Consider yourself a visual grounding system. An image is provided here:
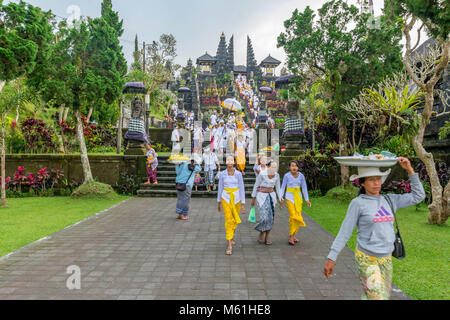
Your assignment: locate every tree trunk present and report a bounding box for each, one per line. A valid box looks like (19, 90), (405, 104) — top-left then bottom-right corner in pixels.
(75, 109), (94, 184)
(338, 119), (349, 188)
(64, 107), (69, 121)
(443, 181), (450, 224)
(0, 80), (6, 207)
(15, 99), (20, 123)
(412, 91), (448, 224)
(86, 107), (93, 124)
(1, 112), (6, 207)
(117, 99), (123, 154)
(57, 105), (67, 153)
(195, 74), (201, 120)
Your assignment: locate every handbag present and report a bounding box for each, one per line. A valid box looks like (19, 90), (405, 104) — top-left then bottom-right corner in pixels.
(384, 195), (405, 260)
(175, 162), (195, 192)
(248, 207), (256, 223)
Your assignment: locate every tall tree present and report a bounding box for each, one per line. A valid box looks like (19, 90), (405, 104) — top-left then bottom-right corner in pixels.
(386, 0), (449, 224)
(127, 33), (180, 112)
(0, 0), (53, 206)
(278, 0), (404, 186)
(41, 3), (126, 185)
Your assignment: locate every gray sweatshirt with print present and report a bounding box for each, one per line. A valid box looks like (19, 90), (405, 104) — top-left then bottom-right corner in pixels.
(327, 173), (425, 262)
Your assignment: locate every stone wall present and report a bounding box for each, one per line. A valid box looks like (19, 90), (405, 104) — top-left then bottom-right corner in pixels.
(6, 155), (146, 186)
(6, 153), (448, 193)
(123, 128), (173, 147)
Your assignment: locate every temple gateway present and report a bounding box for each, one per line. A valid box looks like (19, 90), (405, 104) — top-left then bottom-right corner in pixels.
(177, 33), (282, 119)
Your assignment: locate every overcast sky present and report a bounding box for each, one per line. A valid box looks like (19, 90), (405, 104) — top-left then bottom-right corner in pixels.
(6, 0), (427, 72)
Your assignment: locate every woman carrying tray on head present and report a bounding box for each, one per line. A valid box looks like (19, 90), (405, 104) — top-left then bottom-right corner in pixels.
(174, 155), (202, 221)
(323, 157), (425, 300)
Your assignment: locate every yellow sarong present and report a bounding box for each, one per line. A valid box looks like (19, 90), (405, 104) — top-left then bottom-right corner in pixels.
(222, 187), (242, 240)
(236, 148), (246, 172)
(286, 187), (306, 236)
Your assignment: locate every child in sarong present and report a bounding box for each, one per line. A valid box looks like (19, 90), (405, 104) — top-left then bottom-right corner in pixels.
(145, 144), (158, 185)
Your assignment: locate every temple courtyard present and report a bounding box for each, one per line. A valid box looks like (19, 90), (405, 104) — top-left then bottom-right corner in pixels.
(0, 198), (409, 300)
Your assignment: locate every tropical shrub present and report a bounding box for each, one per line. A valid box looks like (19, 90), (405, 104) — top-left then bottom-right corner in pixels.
(416, 161), (449, 204)
(20, 118), (56, 153)
(4, 166), (65, 195)
(116, 172), (140, 195)
(384, 180), (412, 194)
(6, 121), (26, 153)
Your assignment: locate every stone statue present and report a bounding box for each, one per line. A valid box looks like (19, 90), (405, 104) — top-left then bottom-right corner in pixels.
(282, 101), (308, 154)
(124, 97), (149, 155)
(131, 97), (145, 119)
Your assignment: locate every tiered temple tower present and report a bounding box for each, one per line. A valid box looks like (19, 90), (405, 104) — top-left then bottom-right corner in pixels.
(213, 32), (228, 78)
(246, 36), (262, 80)
(226, 35), (235, 76)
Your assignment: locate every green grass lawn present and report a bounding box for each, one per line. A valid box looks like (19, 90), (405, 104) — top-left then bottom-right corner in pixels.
(306, 196), (449, 300)
(0, 195), (129, 258)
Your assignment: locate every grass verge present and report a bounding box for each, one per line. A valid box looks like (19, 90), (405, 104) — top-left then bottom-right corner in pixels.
(306, 196), (449, 300)
(0, 195), (129, 258)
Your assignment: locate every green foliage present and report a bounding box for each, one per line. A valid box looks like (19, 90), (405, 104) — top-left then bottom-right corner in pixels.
(116, 172), (140, 195)
(382, 135), (416, 157)
(71, 181), (116, 199)
(325, 185), (359, 202)
(0, 1), (39, 82)
(41, 3), (126, 112)
(278, 0), (404, 109)
(385, 0), (449, 40)
(342, 72), (424, 142)
(439, 121), (450, 140)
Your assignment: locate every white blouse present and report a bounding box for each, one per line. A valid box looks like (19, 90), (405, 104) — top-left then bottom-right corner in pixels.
(217, 170), (246, 204)
(251, 173), (281, 208)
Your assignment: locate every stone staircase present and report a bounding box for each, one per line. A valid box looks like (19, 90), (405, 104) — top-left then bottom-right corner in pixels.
(137, 155), (257, 198)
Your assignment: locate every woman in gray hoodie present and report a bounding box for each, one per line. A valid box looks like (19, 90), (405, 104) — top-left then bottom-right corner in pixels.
(323, 157), (425, 300)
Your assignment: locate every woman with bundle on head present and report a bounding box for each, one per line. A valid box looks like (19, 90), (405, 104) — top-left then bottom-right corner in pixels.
(323, 157), (425, 300)
(175, 155), (201, 221)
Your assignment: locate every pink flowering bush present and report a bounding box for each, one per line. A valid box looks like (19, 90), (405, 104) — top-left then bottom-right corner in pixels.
(3, 166), (65, 194)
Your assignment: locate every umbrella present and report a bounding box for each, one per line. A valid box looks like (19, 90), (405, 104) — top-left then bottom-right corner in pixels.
(123, 82), (147, 94)
(178, 87), (191, 93)
(275, 75), (296, 88)
(259, 86), (273, 94)
(222, 98), (243, 112)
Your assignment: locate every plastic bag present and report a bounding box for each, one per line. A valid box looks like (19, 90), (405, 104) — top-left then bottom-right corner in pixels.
(248, 207), (256, 223)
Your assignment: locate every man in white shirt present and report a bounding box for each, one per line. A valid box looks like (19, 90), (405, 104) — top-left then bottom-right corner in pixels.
(210, 111), (217, 127)
(229, 112), (235, 124)
(171, 127), (181, 154)
(193, 123), (203, 153)
(171, 103), (178, 117)
(202, 146), (221, 192)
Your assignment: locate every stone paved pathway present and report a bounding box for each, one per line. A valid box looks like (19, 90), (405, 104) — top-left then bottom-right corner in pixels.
(0, 198), (409, 300)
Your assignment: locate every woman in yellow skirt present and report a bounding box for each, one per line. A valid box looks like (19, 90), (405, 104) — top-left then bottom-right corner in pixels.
(217, 155), (246, 255)
(235, 131), (247, 175)
(279, 160), (312, 245)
